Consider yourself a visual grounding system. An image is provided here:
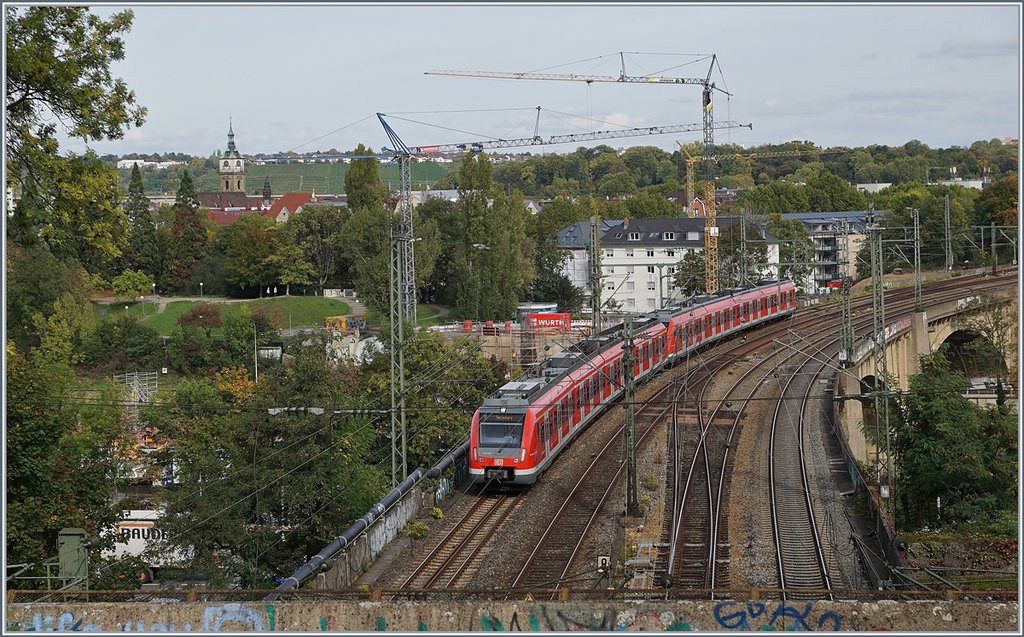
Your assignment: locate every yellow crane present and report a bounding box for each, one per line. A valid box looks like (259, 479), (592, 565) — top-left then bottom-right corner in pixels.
(676, 144), (845, 294)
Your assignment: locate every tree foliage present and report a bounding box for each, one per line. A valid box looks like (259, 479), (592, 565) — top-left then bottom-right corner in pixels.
(5, 7), (146, 260)
(893, 352), (1017, 529)
(111, 269), (155, 300)
(6, 343), (132, 571)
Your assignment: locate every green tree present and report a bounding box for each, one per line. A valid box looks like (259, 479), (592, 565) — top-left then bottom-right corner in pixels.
(974, 174), (1018, 227)
(125, 163), (160, 275)
(111, 269), (155, 300)
(265, 243), (315, 296)
(6, 343), (131, 573)
(222, 215), (278, 294)
(893, 352), (1017, 529)
(673, 250), (706, 296)
(287, 204), (347, 292)
(162, 170), (208, 292)
(344, 144), (387, 210)
(765, 212), (815, 290)
(158, 347), (387, 587)
(5, 7), (146, 257)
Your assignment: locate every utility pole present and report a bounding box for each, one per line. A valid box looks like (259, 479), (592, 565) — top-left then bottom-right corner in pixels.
(622, 316), (639, 517)
(389, 227), (408, 487)
(912, 208), (922, 311)
(991, 222), (997, 276)
(868, 211), (894, 519)
(839, 220), (854, 367)
(944, 194), (953, 272)
(739, 211), (748, 287)
(590, 215), (602, 336)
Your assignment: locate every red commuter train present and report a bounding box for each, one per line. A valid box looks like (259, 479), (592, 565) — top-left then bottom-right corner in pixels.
(468, 280), (798, 487)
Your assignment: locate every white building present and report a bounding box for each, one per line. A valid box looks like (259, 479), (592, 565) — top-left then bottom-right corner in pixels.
(559, 217), (781, 313)
(116, 159), (184, 170)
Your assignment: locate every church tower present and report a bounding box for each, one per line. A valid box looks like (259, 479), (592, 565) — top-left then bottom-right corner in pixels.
(220, 120), (245, 193)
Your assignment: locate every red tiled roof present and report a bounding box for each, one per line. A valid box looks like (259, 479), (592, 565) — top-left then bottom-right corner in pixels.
(207, 210), (258, 226)
(198, 191), (260, 211)
(265, 192), (314, 218)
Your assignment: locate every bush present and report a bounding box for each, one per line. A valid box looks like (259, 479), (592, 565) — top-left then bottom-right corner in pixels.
(404, 522), (430, 540)
(81, 316), (163, 371)
(178, 304), (222, 331)
(430, 507), (444, 520)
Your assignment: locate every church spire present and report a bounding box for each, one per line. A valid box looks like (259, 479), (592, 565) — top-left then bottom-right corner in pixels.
(226, 119), (239, 157)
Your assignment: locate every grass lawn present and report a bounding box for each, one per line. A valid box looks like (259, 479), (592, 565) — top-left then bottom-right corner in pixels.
(363, 304), (453, 328)
(94, 296), (352, 337)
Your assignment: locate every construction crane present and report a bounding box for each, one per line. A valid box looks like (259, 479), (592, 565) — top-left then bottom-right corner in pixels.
(676, 144), (845, 294)
(411, 118), (751, 155)
(426, 52), (733, 178)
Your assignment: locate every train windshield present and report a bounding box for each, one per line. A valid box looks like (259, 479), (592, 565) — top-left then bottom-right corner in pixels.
(478, 412), (524, 448)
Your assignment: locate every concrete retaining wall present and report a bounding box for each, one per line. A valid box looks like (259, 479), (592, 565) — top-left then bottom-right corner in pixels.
(316, 488), (423, 589)
(6, 599), (1017, 632)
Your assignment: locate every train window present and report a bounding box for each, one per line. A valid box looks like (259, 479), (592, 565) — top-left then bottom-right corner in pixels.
(478, 412), (524, 447)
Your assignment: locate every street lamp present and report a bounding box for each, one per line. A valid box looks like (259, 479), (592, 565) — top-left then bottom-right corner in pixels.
(471, 243), (490, 320)
(253, 321), (259, 383)
(200, 281), (203, 300)
(140, 295), (145, 318)
(124, 305), (129, 317)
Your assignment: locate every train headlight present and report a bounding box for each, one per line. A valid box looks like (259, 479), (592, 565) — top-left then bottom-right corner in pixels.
(518, 449), (526, 463)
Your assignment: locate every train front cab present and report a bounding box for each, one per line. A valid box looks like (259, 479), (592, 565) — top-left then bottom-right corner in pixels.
(470, 408), (532, 485)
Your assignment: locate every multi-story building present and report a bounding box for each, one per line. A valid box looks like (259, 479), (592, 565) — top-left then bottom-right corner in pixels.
(559, 217), (780, 313)
(780, 210), (874, 293)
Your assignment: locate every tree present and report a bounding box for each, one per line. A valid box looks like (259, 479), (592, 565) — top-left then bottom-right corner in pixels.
(157, 347), (387, 587)
(344, 144), (387, 210)
(766, 212), (815, 290)
(162, 170), (208, 292)
(222, 215), (278, 294)
(673, 250), (706, 296)
(287, 204), (347, 292)
(6, 343), (131, 573)
(125, 163), (160, 275)
(974, 174), (1018, 227)
(177, 304), (222, 336)
(265, 243), (315, 296)
(5, 7), (146, 257)
(893, 352), (1017, 529)
(111, 269), (155, 300)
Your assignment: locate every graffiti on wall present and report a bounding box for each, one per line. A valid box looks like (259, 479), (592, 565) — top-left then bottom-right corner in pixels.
(9, 601), (844, 632)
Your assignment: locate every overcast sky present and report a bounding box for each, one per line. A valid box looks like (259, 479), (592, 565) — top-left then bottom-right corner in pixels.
(57, 3), (1021, 157)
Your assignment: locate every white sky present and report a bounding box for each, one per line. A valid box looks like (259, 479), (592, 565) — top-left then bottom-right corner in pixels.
(54, 2), (1022, 157)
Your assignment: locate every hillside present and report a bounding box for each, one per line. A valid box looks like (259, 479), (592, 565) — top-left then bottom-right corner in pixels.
(119, 160), (456, 196)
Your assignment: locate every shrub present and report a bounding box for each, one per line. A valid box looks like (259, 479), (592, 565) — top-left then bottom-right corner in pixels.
(404, 522), (430, 540)
(430, 507), (444, 520)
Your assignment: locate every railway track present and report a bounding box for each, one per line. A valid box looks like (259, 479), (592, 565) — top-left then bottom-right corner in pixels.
(397, 493), (522, 590)
(382, 271), (1016, 595)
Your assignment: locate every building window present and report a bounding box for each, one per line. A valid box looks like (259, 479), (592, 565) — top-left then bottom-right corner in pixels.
(626, 249), (634, 257)
(629, 232), (641, 241)
(647, 250), (655, 257)
(647, 266), (655, 274)
(666, 250), (675, 257)
(647, 282), (656, 290)
(605, 249), (614, 258)
(606, 282), (615, 290)
(627, 298), (635, 307)
(647, 298), (656, 308)
(604, 266), (615, 274)
(626, 281), (635, 291)
(626, 265), (634, 274)
(668, 266), (676, 274)
(687, 231), (699, 241)
(664, 232), (675, 240)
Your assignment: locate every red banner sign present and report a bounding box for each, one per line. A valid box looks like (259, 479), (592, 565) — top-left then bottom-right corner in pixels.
(527, 313), (572, 331)
(826, 280), (844, 289)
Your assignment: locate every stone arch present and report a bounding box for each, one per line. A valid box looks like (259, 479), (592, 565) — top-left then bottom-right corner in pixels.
(938, 328), (1010, 382)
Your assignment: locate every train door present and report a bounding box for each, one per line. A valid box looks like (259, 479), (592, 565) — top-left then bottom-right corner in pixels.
(536, 415), (548, 460)
(561, 399), (570, 437)
(548, 410), (558, 449)
(761, 297), (767, 319)
(603, 366), (611, 399)
(572, 388), (581, 426)
(705, 315), (712, 338)
(715, 312), (722, 335)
